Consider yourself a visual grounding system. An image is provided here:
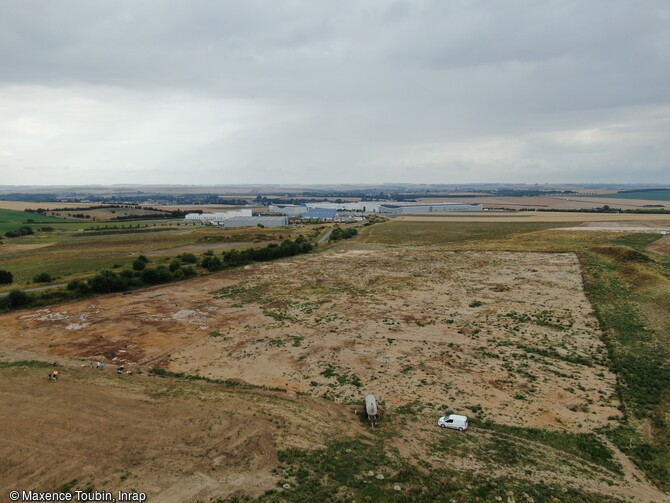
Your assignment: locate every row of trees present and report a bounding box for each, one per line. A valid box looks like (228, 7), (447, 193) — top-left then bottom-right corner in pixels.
(0, 235), (316, 312)
(5, 226), (34, 238)
(218, 236), (313, 269)
(1, 270), (56, 285)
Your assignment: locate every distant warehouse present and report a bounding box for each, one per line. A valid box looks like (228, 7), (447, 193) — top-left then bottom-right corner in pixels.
(268, 204), (307, 216)
(379, 203), (483, 215)
(185, 209), (252, 222)
(301, 208), (337, 220)
(222, 216), (288, 228)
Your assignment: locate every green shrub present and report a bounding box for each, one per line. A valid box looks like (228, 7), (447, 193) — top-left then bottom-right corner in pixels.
(7, 289), (33, 308)
(4, 226), (33, 238)
(89, 270), (128, 293)
(201, 255), (224, 271)
(33, 272), (53, 283)
(141, 266), (173, 285)
(330, 226), (358, 241)
(178, 253), (198, 264)
(0, 270), (13, 285)
(67, 279), (89, 294)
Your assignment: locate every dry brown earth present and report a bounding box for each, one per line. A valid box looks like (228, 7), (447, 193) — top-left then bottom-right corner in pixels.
(0, 247), (621, 433)
(0, 364), (363, 501)
(398, 212), (670, 224)
(2, 244), (669, 501)
(415, 196), (670, 210)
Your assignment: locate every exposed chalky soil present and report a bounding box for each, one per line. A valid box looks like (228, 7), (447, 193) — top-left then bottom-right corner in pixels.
(179, 247), (620, 432)
(0, 246), (620, 432)
(1, 244), (667, 501)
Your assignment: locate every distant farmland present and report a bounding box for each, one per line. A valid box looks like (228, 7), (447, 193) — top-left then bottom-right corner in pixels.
(593, 189), (670, 201)
(0, 208), (69, 234)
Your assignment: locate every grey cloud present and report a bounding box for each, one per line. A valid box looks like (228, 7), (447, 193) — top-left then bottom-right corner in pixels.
(0, 0), (668, 184)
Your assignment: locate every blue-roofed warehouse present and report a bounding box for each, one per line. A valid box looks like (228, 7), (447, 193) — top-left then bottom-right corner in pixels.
(301, 208), (337, 220)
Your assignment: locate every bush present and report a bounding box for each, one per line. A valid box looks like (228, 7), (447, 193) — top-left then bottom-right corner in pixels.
(119, 269), (136, 278)
(7, 290), (33, 308)
(0, 270), (13, 285)
(4, 226), (34, 239)
(182, 266), (197, 278)
(222, 237), (314, 267)
(178, 253), (198, 264)
(168, 259), (182, 272)
(132, 259), (147, 271)
(141, 266), (173, 285)
(67, 279), (89, 294)
(33, 272), (53, 283)
(330, 226), (358, 241)
(89, 270), (128, 293)
(201, 255), (224, 271)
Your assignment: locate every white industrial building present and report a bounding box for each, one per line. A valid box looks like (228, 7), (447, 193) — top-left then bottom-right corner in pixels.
(269, 201), (381, 215)
(379, 203), (483, 214)
(222, 216), (288, 228)
(268, 204), (307, 216)
(184, 209), (253, 223)
(306, 201), (381, 212)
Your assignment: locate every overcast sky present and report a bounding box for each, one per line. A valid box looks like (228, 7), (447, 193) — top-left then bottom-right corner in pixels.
(0, 0), (669, 185)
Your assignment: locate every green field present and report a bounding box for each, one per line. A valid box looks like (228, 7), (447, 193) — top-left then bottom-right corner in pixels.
(0, 208), (70, 234)
(357, 219), (580, 245)
(0, 220), (323, 288)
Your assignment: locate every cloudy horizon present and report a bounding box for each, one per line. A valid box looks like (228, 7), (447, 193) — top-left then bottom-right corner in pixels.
(1, 1), (669, 185)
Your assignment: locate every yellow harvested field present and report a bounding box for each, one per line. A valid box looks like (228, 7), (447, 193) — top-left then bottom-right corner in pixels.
(415, 196), (670, 209)
(0, 201), (100, 211)
(398, 211), (670, 225)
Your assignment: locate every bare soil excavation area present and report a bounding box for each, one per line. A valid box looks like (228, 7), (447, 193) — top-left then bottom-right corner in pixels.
(0, 247), (621, 433)
(3, 244), (669, 501)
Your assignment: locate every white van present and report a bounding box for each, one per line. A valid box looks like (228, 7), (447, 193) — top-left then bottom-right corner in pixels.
(438, 414), (468, 431)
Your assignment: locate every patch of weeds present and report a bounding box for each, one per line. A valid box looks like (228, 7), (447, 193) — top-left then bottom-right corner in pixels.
(320, 365), (363, 388)
(0, 360), (53, 369)
(262, 309), (294, 322)
(396, 401), (424, 415)
(502, 310), (574, 331)
(289, 335), (304, 347)
(477, 420), (621, 474)
(266, 437), (615, 503)
(149, 367), (287, 393)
